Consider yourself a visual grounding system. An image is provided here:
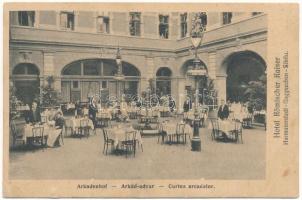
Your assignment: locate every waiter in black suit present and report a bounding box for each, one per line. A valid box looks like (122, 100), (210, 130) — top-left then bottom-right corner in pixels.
(88, 97), (97, 127)
(29, 101), (41, 123)
(218, 99), (230, 120)
(183, 97), (192, 112)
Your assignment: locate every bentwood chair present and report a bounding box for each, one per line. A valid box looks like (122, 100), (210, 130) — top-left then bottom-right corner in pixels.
(102, 129), (114, 155)
(234, 120), (243, 144)
(122, 131), (137, 158)
(10, 120), (25, 148)
(157, 122), (166, 144)
(64, 119), (73, 137)
(80, 119), (90, 138)
(210, 119), (220, 141)
(41, 116), (48, 124)
(176, 123), (187, 144)
(31, 126), (46, 148)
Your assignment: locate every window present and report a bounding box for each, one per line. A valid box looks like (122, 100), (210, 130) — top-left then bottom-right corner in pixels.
(72, 81), (79, 89)
(97, 16), (110, 33)
(222, 12), (232, 25)
(83, 60), (101, 75)
(180, 13), (187, 38)
(159, 15), (169, 39)
(252, 12), (262, 16)
(156, 67), (172, 77)
(13, 63), (39, 75)
(62, 62), (81, 75)
(129, 12), (141, 36)
(18, 11), (35, 27)
(199, 12), (207, 31)
(60, 12), (74, 30)
(101, 81), (107, 89)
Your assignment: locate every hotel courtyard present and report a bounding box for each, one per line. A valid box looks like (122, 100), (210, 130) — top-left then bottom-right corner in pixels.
(9, 11), (267, 180)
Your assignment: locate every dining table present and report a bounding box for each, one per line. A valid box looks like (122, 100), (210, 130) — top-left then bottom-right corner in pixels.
(22, 123), (62, 147)
(96, 110), (112, 120)
(106, 126), (143, 149)
(162, 122), (193, 137)
(217, 119), (242, 138)
(139, 109), (160, 118)
(65, 117), (94, 136)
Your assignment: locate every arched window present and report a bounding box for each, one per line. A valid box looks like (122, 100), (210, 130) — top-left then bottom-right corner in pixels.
(62, 59), (140, 77)
(61, 59), (140, 103)
(156, 67), (172, 77)
(13, 63), (39, 76)
(11, 63), (40, 105)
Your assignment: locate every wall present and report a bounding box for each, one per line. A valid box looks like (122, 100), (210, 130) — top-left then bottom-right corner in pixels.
(9, 12), (267, 110)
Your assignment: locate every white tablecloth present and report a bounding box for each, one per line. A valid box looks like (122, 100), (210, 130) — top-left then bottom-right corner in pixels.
(22, 124), (62, 147)
(184, 111), (207, 121)
(127, 107), (139, 113)
(66, 103), (75, 110)
(140, 109), (160, 117)
(106, 126), (142, 148)
(218, 119), (242, 137)
(96, 111), (112, 119)
(67, 118), (94, 130)
(157, 106), (170, 112)
(162, 122), (193, 137)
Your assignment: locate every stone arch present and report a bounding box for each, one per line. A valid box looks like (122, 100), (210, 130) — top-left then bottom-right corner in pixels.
(180, 58), (208, 76)
(220, 50), (267, 103)
(11, 63), (41, 105)
(220, 50), (266, 76)
(12, 62), (40, 76)
(61, 58), (140, 76)
(60, 58), (141, 103)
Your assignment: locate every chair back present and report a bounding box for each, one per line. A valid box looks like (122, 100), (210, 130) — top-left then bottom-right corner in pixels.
(157, 122), (163, 132)
(235, 120), (242, 132)
(10, 121), (18, 137)
(125, 131), (136, 142)
(32, 126), (44, 137)
(177, 123), (185, 134)
(210, 119), (219, 132)
(41, 115), (48, 123)
(102, 129), (108, 141)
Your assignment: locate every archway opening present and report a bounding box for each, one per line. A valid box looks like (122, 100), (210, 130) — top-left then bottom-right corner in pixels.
(156, 67), (172, 97)
(181, 59), (208, 104)
(12, 63), (40, 105)
(225, 51), (266, 107)
(61, 59), (140, 104)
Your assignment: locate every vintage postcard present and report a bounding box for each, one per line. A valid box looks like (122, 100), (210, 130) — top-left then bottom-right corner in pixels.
(3, 3), (299, 198)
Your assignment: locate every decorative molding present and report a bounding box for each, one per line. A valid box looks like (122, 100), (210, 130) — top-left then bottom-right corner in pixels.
(18, 51), (32, 63)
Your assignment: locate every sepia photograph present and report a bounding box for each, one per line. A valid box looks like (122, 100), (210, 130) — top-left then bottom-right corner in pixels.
(8, 10), (267, 180)
(3, 3), (299, 198)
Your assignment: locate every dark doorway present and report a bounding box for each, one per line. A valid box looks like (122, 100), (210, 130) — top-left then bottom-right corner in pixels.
(226, 51), (266, 103)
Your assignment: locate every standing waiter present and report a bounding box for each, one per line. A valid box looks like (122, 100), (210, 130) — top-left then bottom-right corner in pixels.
(88, 97), (97, 127)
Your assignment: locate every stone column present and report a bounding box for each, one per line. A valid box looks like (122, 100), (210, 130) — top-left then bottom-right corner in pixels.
(140, 56), (155, 93)
(177, 77), (187, 113)
(208, 52), (217, 80)
(170, 77), (178, 109)
(43, 51), (61, 92)
(215, 74), (227, 102)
